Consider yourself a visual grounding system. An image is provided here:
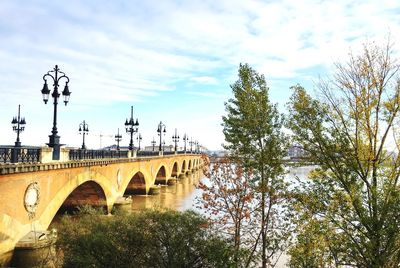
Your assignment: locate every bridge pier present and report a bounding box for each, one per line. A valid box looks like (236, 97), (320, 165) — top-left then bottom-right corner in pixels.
(167, 177), (177, 186)
(148, 185), (161, 195)
(11, 230), (55, 268)
(114, 196), (132, 205)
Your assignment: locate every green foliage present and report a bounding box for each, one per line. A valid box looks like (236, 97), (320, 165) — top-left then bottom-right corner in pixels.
(223, 63), (287, 173)
(56, 209), (238, 268)
(287, 41), (400, 267)
(221, 63), (290, 267)
(288, 219), (331, 268)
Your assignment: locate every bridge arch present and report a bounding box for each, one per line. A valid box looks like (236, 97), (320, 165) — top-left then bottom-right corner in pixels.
(181, 160), (186, 174)
(56, 181), (107, 214)
(39, 173), (113, 230)
(171, 162), (179, 178)
(155, 165), (167, 185)
(124, 171), (147, 195)
(188, 159), (192, 171)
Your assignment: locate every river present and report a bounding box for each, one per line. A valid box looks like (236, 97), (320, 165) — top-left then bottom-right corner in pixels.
(124, 165), (315, 212)
(123, 170), (204, 212)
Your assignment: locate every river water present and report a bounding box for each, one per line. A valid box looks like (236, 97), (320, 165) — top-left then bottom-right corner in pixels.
(126, 166), (315, 212)
(126, 170), (204, 212)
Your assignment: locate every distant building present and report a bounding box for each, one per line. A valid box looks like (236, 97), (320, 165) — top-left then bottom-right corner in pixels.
(287, 145), (307, 159)
(208, 150), (227, 157)
(102, 144), (133, 150)
(143, 144), (174, 152)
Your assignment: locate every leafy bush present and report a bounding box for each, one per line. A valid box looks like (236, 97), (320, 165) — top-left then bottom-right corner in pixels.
(57, 209), (238, 268)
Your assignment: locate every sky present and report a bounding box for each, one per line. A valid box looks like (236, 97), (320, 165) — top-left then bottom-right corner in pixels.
(0, 0), (399, 151)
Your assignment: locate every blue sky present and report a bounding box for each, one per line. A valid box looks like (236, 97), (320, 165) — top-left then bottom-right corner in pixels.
(0, 0), (399, 150)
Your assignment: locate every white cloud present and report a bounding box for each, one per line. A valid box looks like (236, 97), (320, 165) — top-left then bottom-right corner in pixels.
(0, 0), (399, 150)
(186, 91), (226, 99)
(190, 76), (218, 85)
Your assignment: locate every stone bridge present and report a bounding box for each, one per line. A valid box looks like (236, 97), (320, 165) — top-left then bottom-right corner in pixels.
(0, 152), (205, 265)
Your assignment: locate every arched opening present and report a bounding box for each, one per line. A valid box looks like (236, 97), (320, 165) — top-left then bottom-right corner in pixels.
(124, 172), (146, 195)
(171, 162), (178, 178)
(56, 181), (107, 215)
(188, 160), (192, 171)
(155, 166), (167, 185)
(181, 160), (186, 174)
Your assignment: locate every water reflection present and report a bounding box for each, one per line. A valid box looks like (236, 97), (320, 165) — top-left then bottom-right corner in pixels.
(125, 170), (204, 212)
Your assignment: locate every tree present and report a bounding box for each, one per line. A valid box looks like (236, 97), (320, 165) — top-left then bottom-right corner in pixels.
(198, 157), (255, 266)
(56, 209), (238, 268)
(287, 216), (337, 268)
(222, 63), (289, 267)
(287, 40), (400, 267)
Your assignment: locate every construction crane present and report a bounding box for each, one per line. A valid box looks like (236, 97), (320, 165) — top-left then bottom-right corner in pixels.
(92, 132), (114, 149)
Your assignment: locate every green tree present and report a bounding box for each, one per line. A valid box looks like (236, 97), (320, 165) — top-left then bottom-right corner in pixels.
(222, 63), (289, 267)
(287, 217), (337, 268)
(56, 209), (238, 268)
(287, 40), (400, 267)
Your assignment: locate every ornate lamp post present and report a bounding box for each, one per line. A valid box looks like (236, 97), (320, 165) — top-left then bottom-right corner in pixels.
(195, 141), (199, 153)
(151, 137), (156, 151)
(41, 65), (71, 160)
(115, 128), (122, 150)
(157, 121), (166, 152)
(124, 106), (139, 150)
(172, 128), (180, 152)
(78, 120), (89, 149)
(137, 133), (142, 150)
(183, 134), (189, 152)
(189, 137), (194, 153)
(11, 104), (26, 147)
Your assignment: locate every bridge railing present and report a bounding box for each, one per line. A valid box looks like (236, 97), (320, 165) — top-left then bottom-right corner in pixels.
(137, 151), (160, 157)
(69, 149), (130, 160)
(0, 146), (203, 164)
(0, 146), (41, 163)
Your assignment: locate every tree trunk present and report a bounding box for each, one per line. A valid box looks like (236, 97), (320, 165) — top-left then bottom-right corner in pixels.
(261, 166), (266, 268)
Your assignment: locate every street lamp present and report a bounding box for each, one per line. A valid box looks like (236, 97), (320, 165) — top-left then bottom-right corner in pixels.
(78, 120), (89, 149)
(11, 104), (26, 147)
(189, 137), (194, 153)
(137, 133), (142, 151)
(115, 128), (122, 150)
(124, 106), (139, 150)
(41, 65), (71, 160)
(172, 128), (180, 152)
(183, 134), (189, 152)
(151, 137), (156, 151)
(195, 140), (199, 153)
(157, 121), (166, 152)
